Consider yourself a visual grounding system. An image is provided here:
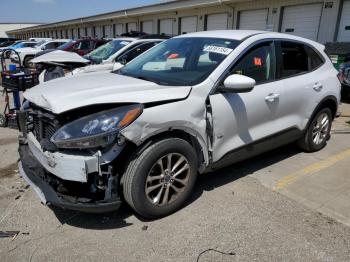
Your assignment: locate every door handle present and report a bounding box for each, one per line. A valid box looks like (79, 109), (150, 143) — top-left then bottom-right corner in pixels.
(313, 83), (323, 91)
(265, 93), (280, 102)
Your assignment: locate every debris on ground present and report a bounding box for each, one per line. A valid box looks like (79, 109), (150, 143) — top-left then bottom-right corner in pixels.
(0, 231), (20, 240)
(142, 225), (148, 231)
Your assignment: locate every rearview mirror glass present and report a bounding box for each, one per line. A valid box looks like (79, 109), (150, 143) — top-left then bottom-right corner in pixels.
(220, 74), (256, 93)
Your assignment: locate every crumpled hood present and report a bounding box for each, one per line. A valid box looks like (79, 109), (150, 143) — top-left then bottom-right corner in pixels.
(31, 50), (90, 65)
(24, 71), (191, 114)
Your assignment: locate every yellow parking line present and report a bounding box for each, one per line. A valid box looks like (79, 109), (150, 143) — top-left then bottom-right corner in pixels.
(273, 149), (350, 191)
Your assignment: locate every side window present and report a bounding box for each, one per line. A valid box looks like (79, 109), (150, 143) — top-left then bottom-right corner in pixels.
(304, 45), (324, 70)
(126, 42), (157, 62)
(280, 41), (308, 78)
(43, 42), (56, 50)
(231, 42), (275, 85)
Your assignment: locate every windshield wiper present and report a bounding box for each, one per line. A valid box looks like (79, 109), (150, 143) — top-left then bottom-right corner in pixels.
(134, 75), (169, 85)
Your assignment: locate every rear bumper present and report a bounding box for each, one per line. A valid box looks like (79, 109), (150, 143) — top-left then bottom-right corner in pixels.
(19, 143), (122, 213)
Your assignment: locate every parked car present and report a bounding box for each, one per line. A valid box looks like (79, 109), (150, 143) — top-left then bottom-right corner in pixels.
(28, 37), (52, 42)
(73, 38), (165, 74)
(0, 38), (19, 47)
(18, 30), (340, 218)
(11, 39), (70, 67)
(0, 41), (38, 58)
(35, 38), (110, 58)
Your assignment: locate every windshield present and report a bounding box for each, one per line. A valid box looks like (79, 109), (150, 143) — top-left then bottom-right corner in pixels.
(119, 37), (239, 86)
(11, 42), (24, 49)
(58, 40), (75, 50)
(34, 40), (47, 48)
(87, 40), (132, 62)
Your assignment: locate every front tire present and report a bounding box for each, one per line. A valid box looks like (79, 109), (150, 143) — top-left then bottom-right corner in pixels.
(123, 138), (198, 219)
(0, 114), (7, 127)
(298, 108), (332, 152)
(23, 56), (34, 67)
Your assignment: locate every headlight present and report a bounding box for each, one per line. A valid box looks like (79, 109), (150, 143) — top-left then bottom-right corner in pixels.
(51, 104), (143, 149)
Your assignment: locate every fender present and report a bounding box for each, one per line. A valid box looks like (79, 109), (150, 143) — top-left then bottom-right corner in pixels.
(304, 95), (338, 131)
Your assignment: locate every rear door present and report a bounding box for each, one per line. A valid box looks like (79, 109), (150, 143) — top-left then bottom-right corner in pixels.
(209, 41), (283, 162)
(275, 40), (325, 131)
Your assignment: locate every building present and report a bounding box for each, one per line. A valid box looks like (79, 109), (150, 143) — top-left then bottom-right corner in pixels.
(0, 23), (41, 38)
(5, 0), (350, 43)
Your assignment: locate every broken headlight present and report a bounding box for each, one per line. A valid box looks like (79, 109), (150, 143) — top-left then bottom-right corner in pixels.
(51, 104), (143, 149)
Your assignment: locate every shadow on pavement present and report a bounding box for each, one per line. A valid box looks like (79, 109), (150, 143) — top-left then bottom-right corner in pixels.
(51, 144), (302, 229)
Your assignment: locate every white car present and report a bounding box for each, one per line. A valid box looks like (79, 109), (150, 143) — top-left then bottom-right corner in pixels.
(0, 41), (37, 57)
(73, 38), (165, 74)
(18, 30), (340, 218)
(12, 39), (70, 67)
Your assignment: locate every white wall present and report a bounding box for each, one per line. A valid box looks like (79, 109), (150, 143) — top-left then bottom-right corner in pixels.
(0, 23), (40, 37)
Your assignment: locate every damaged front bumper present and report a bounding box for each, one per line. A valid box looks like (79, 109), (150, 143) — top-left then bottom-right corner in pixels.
(18, 141), (122, 213)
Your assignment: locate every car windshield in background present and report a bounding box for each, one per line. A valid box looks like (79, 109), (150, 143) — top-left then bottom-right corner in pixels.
(58, 40), (76, 50)
(34, 40), (46, 48)
(119, 37), (239, 86)
(87, 40), (132, 62)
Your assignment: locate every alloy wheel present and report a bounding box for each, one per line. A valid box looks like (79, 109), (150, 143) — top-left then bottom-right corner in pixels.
(312, 112), (330, 145)
(145, 153), (190, 206)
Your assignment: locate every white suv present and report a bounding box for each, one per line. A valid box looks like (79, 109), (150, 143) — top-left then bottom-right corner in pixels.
(12, 39), (70, 67)
(18, 30), (340, 218)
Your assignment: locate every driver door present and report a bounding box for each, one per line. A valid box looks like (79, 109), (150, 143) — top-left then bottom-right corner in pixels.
(209, 41), (283, 162)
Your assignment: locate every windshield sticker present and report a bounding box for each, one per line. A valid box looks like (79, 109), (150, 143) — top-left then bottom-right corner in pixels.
(203, 45), (233, 55)
(120, 41), (130, 45)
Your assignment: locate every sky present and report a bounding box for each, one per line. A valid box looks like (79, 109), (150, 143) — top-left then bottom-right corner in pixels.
(0, 0), (162, 23)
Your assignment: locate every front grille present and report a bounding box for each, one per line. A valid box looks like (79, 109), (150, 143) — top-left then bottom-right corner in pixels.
(30, 110), (60, 143)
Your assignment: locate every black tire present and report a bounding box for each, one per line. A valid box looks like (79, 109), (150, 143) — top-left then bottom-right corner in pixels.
(123, 138), (198, 219)
(23, 55), (34, 67)
(298, 108), (332, 152)
(0, 114), (7, 127)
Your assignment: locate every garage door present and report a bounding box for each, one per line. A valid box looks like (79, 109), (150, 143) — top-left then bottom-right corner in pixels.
(95, 26), (102, 38)
(127, 22), (137, 32)
(281, 3), (323, 41)
(142, 21), (153, 34)
(238, 9), (268, 30)
(115, 24), (123, 36)
(206, 13), (228, 31)
(104, 25), (112, 38)
(337, 1), (350, 42)
(180, 16), (197, 34)
(159, 19), (174, 35)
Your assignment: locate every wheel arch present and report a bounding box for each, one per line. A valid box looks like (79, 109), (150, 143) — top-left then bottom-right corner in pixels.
(305, 95), (338, 132)
(120, 128), (208, 174)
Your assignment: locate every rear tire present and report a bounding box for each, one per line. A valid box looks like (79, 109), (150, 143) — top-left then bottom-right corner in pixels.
(298, 108), (332, 152)
(123, 138), (198, 219)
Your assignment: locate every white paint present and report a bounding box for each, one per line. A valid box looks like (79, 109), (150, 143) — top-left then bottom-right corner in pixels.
(24, 70), (192, 114)
(238, 9), (268, 30)
(27, 133), (98, 182)
(206, 13), (228, 31)
(31, 50), (90, 64)
(281, 3), (323, 41)
(337, 0), (350, 42)
(180, 16), (197, 34)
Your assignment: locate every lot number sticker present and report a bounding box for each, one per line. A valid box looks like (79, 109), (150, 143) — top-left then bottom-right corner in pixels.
(204, 45), (233, 55)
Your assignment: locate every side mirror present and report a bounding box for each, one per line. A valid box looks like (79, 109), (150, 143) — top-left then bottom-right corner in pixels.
(219, 74), (256, 93)
(112, 62), (124, 71)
